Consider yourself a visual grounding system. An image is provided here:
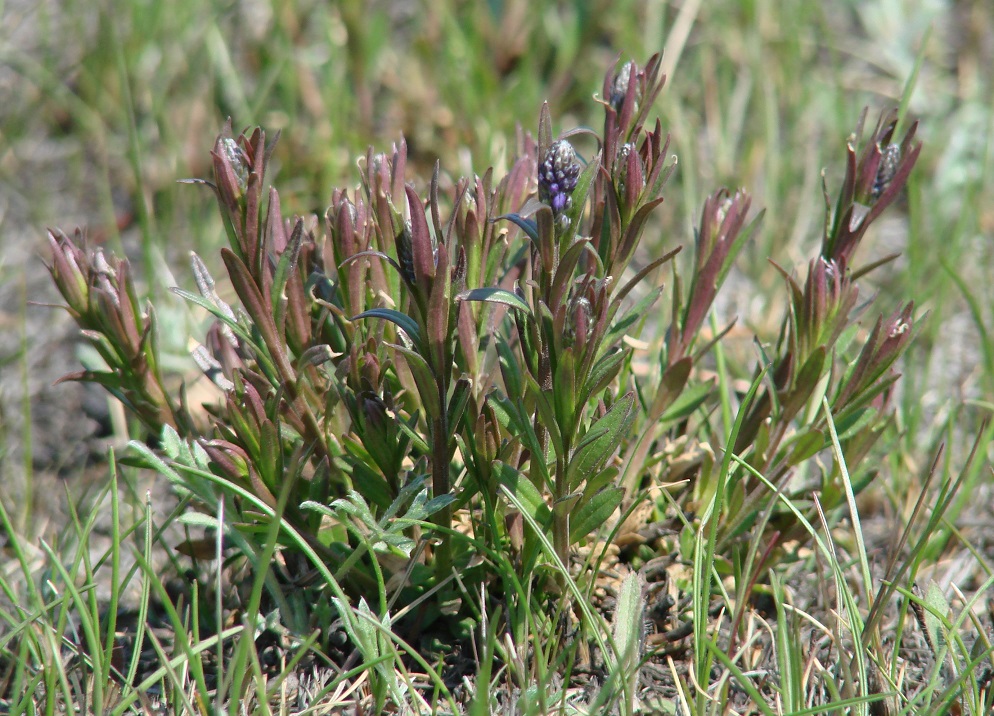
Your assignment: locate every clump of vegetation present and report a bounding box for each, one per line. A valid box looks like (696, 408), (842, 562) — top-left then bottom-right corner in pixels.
(19, 42), (990, 714)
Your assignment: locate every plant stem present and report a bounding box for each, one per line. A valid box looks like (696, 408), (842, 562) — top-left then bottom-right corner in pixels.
(431, 410), (453, 580)
(553, 456), (569, 572)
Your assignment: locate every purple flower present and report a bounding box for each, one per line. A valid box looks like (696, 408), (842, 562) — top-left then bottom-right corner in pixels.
(539, 140), (581, 217)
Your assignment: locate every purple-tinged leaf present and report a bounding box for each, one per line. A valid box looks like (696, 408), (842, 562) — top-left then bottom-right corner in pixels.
(650, 357), (691, 420)
(558, 152), (601, 249)
(550, 239), (592, 311)
(447, 377), (472, 438)
(426, 236), (451, 373)
(614, 246), (681, 305)
(779, 346), (827, 422)
(406, 185), (435, 297)
(221, 247), (293, 381)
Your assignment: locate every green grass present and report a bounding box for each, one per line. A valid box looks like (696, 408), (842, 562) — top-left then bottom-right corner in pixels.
(3, 0), (994, 713)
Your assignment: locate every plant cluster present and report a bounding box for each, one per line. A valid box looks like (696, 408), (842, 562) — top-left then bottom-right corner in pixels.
(44, 53), (925, 710)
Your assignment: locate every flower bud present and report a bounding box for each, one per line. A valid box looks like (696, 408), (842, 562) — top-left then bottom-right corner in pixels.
(359, 390), (388, 432)
(610, 61), (637, 114)
(871, 143), (901, 200)
(538, 140), (581, 218)
(220, 137), (248, 193)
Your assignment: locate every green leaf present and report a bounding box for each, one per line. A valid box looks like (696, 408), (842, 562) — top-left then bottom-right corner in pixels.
(568, 392), (635, 489)
(353, 308), (422, 346)
(650, 357), (693, 420)
(583, 465), (620, 497)
(177, 512), (221, 529)
(832, 406), (878, 442)
(527, 377), (564, 460)
(421, 493), (457, 519)
(580, 349), (626, 407)
(160, 424), (186, 461)
(553, 348), (578, 436)
(387, 342), (441, 419)
(447, 378), (472, 437)
(496, 334), (523, 402)
(172, 288), (261, 353)
(570, 486), (624, 543)
(395, 411), (430, 454)
(780, 346), (827, 421)
(550, 238), (592, 308)
(659, 379), (712, 424)
(258, 418), (282, 490)
(606, 286), (665, 347)
(341, 439), (395, 509)
(611, 570), (645, 683)
(271, 218), (303, 316)
(488, 392), (550, 487)
(923, 580), (948, 651)
(786, 428), (825, 466)
(494, 461), (551, 528)
(457, 287), (530, 314)
(495, 212), (539, 241)
(558, 152), (601, 248)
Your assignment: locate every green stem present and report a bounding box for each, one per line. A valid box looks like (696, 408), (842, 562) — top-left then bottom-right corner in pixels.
(431, 410), (453, 580)
(552, 455), (569, 572)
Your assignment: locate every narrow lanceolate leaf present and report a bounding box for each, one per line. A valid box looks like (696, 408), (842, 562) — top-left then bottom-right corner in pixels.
(579, 348), (626, 408)
(495, 211), (540, 242)
(426, 236), (451, 373)
(221, 247), (293, 379)
(780, 346), (827, 422)
(527, 375), (565, 460)
(496, 334), (524, 402)
(786, 428), (824, 466)
(352, 308), (422, 347)
(611, 570), (646, 680)
(613, 246), (681, 305)
(568, 392), (636, 488)
(387, 342), (441, 419)
(650, 358), (691, 421)
(570, 486), (624, 542)
(550, 238), (592, 310)
(558, 152), (601, 248)
(494, 461), (551, 528)
(271, 218), (304, 316)
(406, 185), (436, 297)
(457, 287), (531, 314)
(538, 102), (553, 166)
(447, 377), (472, 438)
(923, 580), (949, 652)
